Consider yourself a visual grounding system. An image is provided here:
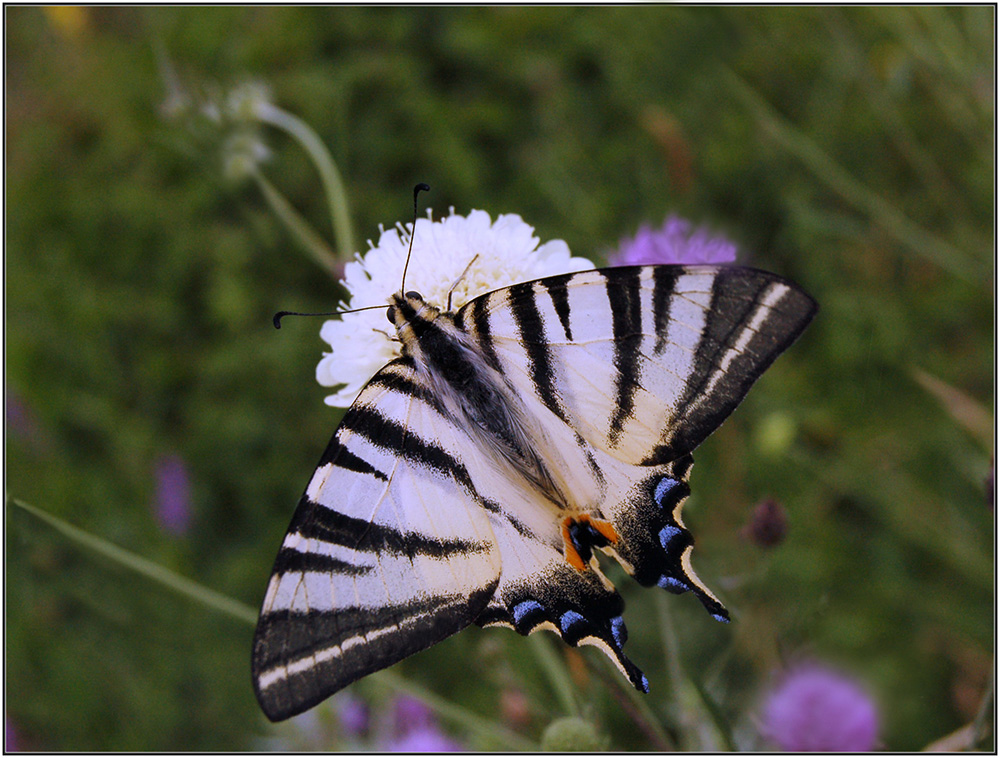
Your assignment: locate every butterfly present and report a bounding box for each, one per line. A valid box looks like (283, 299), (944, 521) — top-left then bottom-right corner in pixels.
(251, 262), (816, 721)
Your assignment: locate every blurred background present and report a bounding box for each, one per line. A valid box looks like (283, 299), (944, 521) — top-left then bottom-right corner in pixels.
(6, 6), (994, 751)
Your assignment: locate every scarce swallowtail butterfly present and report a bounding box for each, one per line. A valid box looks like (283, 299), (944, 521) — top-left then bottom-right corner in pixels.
(251, 207), (817, 722)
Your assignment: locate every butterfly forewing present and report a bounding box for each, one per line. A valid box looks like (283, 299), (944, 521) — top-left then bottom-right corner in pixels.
(252, 358), (501, 722)
(459, 265), (817, 465)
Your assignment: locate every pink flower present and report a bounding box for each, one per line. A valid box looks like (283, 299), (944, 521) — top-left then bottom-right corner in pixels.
(761, 663), (879, 751)
(610, 215), (738, 267)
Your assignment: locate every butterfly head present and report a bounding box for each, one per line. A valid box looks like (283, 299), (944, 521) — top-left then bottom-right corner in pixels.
(386, 289), (443, 333)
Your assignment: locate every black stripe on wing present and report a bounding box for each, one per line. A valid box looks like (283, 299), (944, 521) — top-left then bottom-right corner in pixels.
(254, 584), (496, 721)
(256, 591), (479, 673)
(271, 550), (373, 577)
(607, 267), (643, 447)
(286, 496), (488, 559)
(364, 357), (448, 418)
(508, 281), (569, 423)
(540, 273), (575, 341)
(349, 404), (537, 534)
(340, 405), (454, 473)
(458, 296), (502, 372)
(646, 267), (817, 464)
(652, 266), (682, 356)
(317, 433), (390, 481)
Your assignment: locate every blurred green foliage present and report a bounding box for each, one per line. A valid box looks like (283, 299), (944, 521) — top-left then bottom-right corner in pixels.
(6, 5), (993, 751)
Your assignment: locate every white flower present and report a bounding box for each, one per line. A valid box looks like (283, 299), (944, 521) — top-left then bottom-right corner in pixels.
(317, 208), (595, 407)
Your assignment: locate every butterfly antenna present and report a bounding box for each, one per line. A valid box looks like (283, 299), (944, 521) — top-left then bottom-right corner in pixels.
(400, 183), (430, 293)
(273, 304), (384, 329)
(446, 253), (480, 311)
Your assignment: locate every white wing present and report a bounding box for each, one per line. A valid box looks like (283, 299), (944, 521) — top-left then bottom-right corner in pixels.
(457, 265), (817, 465)
(251, 357), (501, 722)
(455, 264), (815, 629)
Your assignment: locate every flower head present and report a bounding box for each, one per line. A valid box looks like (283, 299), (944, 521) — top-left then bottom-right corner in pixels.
(6, 715), (19, 752)
(336, 692), (370, 737)
(226, 80), (274, 123)
(610, 215), (737, 267)
(317, 209), (594, 406)
(7, 391), (40, 444)
(380, 695), (462, 752)
(742, 498), (788, 548)
(222, 131), (270, 182)
(760, 662), (879, 751)
(383, 727), (463, 752)
(154, 454), (192, 536)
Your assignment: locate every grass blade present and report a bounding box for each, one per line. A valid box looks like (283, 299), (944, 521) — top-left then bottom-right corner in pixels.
(722, 67), (986, 285)
(8, 495), (257, 625)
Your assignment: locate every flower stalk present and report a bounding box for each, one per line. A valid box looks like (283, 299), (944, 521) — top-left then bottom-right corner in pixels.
(251, 167), (340, 275)
(254, 101), (356, 260)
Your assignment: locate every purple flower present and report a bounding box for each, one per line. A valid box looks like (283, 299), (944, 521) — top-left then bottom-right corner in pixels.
(336, 693), (370, 737)
(6, 715), (19, 752)
(383, 727), (463, 752)
(392, 695), (435, 736)
(761, 663), (879, 751)
(381, 695), (462, 752)
(610, 215), (738, 267)
(6, 391), (46, 450)
(154, 454), (192, 536)
(742, 498), (788, 548)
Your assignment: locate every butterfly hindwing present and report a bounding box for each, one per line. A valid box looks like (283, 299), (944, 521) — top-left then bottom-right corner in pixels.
(461, 444), (647, 691)
(252, 357), (502, 722)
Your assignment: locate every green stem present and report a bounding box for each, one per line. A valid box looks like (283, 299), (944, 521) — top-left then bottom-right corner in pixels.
(655, 592), (686, 705)
(591, 658), (674, 750)
(7, 495), (257, 625)
(251, 168), (339, 274)
(528, 632), (580, 717)
(654, 593), (734, 751)
(254, 101), (355, 260)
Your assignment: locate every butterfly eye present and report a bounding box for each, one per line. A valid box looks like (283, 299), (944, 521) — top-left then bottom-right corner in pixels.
(405, 290), (422, 300)
(385, 305), (396, 324)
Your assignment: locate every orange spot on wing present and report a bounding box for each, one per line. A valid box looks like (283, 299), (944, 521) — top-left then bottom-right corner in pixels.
(579, 513), (620, 544)
(561, 518), (587, 571)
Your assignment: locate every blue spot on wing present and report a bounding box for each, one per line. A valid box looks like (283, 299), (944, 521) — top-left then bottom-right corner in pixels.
(712, 613), (730, 624)
(654, 477), (678, 505)
(559, 610), (587, 635)
(610, 616), (627, 649)
(658, 575), (690, 593)
(512, 600), (544, 625)
(658, 524), (681, 549)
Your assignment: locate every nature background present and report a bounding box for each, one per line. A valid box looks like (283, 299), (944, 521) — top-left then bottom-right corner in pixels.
(6, 5), (994, 752)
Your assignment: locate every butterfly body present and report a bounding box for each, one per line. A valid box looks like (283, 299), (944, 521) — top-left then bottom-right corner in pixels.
(253, 264), (816, 721)
(390, 291), (574, 506)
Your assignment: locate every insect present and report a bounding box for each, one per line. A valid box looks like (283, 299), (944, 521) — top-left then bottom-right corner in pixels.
(251, 205), (817, 722)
